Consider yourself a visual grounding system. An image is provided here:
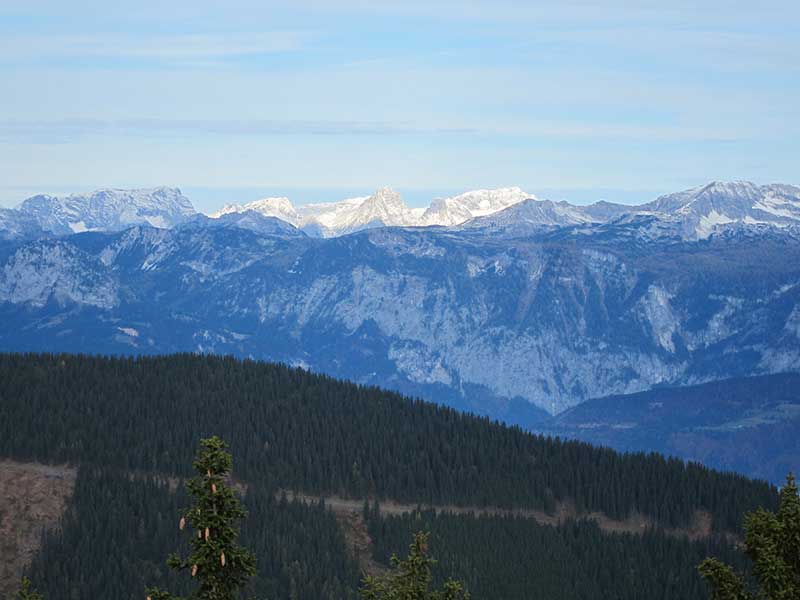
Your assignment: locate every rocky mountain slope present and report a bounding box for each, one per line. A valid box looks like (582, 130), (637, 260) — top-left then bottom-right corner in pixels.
(1, 184), (798, 418)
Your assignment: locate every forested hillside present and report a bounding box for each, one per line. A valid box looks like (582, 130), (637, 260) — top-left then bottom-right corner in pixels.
(25, 467), (359, 600)
(0, 353), (777, 531)
(0, 353), (782, 599)
(365, 507), (748, 600)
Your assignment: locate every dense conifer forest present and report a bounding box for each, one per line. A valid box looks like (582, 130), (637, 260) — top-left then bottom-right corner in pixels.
(0, 353), (782, 599)
(0, 353), (777, 531)
(365, 506), (749, 600)
(25, 467), (360, 600)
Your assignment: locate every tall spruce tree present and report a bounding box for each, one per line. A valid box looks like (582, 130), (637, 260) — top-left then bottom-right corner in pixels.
(147, 436), (256, 600)
(699, 473), (800, 600)
(360, 532), (469, 600)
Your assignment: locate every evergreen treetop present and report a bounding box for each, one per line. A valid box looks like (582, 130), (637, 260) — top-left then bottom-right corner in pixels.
(360, 532), (469, 600)
(147, 436), (256, 600)
(699, 473), (800, 600)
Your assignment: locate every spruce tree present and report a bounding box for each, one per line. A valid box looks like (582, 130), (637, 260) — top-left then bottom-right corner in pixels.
(360, 531), (469, 600)
(699, 473), (800, 600)
(147, 436), (256, 600)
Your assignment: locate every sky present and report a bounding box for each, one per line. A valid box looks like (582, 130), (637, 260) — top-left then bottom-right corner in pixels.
(0, 1), (798, 212)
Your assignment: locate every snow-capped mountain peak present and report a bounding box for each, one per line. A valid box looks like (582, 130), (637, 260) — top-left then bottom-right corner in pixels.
(12, 180), (796, 243)
(642, 181), (800, 239)
(341, 187), (415, 230)
(421, 187), (534, 226)
(210, 197), (299, 225)
(205, 186), (539, 236)
(365, 186), (405, 211)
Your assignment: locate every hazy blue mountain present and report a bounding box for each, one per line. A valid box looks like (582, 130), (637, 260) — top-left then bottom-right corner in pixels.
(547, 373), (800, 485)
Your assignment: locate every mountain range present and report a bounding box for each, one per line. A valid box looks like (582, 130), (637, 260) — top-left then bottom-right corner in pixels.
(3, 180), (800, 241)
(1, 179), (798, 422)
(210, 186), (537, 237)
(0, 187), (195, 240)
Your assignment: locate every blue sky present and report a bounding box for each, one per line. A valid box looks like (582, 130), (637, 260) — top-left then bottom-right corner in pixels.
(0, 1), (798, 212)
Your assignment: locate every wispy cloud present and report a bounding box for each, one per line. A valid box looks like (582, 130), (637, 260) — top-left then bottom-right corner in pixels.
(0, 31), (310, 66)
(0, 117), (749, 145)
(0, 118), (478, 143)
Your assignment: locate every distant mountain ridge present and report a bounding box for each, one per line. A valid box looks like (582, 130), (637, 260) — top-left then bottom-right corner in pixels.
(3, 181), (800, 242)
(546, 373), (800, 485)
(1, 207), (798, 417)
(638, 181), (800, 239)
(0, 187), (195, 240)
(211, 186), (538, 237)
(206, 180), (800, 240)
(461, 181), (800, 240)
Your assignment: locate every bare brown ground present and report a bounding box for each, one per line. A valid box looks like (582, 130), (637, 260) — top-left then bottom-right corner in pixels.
(0, 460), (76, 599)
(334, 509), (388, 578)
(286, 491), (710, 535)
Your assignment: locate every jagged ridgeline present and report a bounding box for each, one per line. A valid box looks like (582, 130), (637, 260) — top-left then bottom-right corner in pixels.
(0, 353), (777, 531)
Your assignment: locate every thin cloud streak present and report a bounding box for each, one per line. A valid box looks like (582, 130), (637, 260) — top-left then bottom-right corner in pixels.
(0, 118), (747, 144)
(0, 31), (311, 64)
(0, 119), (478, 142)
